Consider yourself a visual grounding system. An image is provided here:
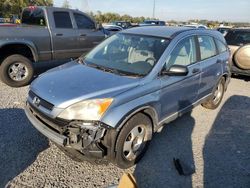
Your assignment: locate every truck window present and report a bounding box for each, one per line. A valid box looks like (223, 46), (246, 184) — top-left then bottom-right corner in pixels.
(73, 13), (95, 29)
(53, 12), (72, 29)
(22, 7), (46, 26)
(225, 31), (250, 45)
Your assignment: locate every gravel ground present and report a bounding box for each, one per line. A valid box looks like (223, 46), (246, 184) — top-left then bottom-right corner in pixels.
(0, 76), (249, 188)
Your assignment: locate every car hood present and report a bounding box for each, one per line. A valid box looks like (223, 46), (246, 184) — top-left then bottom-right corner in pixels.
(31, 61), (141, 108)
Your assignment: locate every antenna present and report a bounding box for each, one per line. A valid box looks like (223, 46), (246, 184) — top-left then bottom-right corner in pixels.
(153, 0), (156, 19)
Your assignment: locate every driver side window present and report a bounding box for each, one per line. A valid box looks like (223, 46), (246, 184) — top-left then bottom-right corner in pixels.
(166, 36), (197, 69)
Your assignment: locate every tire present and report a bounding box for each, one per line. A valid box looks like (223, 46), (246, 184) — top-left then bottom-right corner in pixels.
(0, 54), (34, 87)
(115, 113), (153, 169)
(202, 77), (225, 110)
(234, 45), (250, 70)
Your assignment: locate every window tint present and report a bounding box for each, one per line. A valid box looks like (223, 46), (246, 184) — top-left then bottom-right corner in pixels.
(74, 13), (95, 29)
(198, 36), (217, 60)
(215, 39), (227, 53)
(54, 12), (72, 28)
(225, 30), (250, 45)
(22, 7), (46, 26)
(166, 36), (197, 68)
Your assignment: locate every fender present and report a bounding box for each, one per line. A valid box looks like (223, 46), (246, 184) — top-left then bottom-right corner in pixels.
(101, 91), (161, 131)
(0, 40), (38, 62)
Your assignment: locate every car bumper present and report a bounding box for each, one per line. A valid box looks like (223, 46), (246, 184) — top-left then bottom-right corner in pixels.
(25, 103), (68, 146)
(25, 103), (109, 163)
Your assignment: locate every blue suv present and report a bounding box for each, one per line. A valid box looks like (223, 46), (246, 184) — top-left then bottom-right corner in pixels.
(25, 27), (231, 169)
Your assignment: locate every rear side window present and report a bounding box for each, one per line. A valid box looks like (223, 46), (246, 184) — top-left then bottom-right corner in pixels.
(225, 31), (250, 45)
(22, 7), (46, 26)
(198, 36), (217, 60)
(54, 12), (72, 28)
(166, 36), (197, 68)
(74, 13), (95, 29)
(215, 39), (227, 54)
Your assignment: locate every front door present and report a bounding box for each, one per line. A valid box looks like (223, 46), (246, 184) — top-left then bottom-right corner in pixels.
(51, 11), (79, 60)
(73, 13), (105, 56)
(159, 36), (201, 121)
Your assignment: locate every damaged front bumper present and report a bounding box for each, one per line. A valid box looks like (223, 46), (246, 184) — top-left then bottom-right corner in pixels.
(25, 103), (111, 163)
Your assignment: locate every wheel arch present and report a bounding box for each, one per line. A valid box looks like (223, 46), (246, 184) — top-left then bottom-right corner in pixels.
(221, 73), (230, 91)
(0, 41), (38, 64)
(109, 106), (157, 164)
(116, 105), (159, 132)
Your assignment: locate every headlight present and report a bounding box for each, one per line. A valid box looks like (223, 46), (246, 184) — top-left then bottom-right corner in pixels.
(58, 98), (113, 121)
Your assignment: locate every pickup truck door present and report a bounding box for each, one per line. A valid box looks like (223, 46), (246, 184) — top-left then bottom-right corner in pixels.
(159, 36), (201, 121)
(73, 13), (105, 56)
(50, 11), (80, 60)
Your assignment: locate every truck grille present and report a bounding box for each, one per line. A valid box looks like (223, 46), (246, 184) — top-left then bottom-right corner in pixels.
(29, 90), (54, 111)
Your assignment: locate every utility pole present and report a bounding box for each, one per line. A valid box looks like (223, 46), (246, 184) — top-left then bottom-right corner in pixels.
(153, 0), (156, 19)
(83, 0), (90, 13)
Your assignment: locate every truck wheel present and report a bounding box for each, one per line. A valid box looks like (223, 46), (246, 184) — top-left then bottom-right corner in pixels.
(0, 54), (34, 87)
(115, 113), (153, 169)
(202, 77), (225, 110)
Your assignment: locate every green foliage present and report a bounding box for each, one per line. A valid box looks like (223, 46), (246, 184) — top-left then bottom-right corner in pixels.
(62, 0), (70, 8)
(0, 0), (53, 17)
(92, 11), (152, 24)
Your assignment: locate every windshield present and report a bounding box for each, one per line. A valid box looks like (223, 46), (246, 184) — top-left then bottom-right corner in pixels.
(83, 33), (169, 76)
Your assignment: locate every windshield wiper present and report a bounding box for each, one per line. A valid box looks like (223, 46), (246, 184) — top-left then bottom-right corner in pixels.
(113, 69), (144, 77)
(79, 61), (144, 77)
(92, 65), (143, 77)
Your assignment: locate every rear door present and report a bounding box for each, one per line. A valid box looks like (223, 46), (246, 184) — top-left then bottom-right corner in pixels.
(159, 36), (201, 120)
(73, 13), (105, 56)
(50, 11), (79, 60)
(197, 35), (223, 98)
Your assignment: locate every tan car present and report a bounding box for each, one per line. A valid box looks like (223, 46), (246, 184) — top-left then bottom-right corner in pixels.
(225, 29), (250, 76)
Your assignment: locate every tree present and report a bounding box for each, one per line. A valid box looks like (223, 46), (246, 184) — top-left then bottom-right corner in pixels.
(0, 0), (53, 18)
(62, 0), (70, 8)
(29, 0), (53, 6)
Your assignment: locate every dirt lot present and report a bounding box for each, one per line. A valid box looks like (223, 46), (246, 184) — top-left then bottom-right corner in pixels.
(0, 76), (249, 188)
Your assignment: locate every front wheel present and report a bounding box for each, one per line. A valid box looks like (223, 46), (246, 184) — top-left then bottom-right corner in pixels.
(115, 113), (153, 169)
(202, 77), (225, 110)
(0, 54), (34, 87)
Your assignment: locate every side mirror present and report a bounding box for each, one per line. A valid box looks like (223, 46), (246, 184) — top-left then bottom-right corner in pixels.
(161, 65), (189, 76)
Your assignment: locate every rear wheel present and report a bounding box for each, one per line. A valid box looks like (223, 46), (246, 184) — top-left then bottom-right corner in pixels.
(202, 77), (225, 109)
(115, 113), (153, 169)
(0, 54), (34, 87)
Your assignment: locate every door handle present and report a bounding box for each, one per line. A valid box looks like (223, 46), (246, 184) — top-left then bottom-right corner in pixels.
(80, 34), (87, 37)
(192, 68), (200, 74)
(55, 33), (63, 36)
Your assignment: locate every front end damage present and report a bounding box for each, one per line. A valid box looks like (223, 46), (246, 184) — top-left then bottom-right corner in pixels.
(25, 103), (115, 164)
(65, 121), (107, 159)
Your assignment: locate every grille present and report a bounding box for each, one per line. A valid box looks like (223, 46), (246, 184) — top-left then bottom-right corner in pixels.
(29, 90), (54, 111)
(28, 103), (70, 128)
